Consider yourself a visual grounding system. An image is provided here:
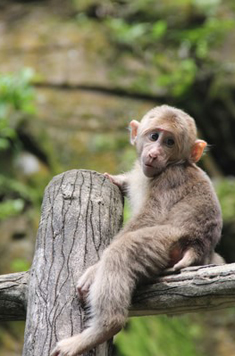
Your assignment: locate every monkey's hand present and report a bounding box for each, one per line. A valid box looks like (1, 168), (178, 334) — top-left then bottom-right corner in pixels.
(77, 264), (98, 301)
(104, 173), (128, 191)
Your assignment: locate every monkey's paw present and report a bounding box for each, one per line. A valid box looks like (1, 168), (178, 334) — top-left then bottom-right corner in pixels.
(104, 173), (124, 189)
(104, 173), (115, 184)
(50, 337), (80, 356)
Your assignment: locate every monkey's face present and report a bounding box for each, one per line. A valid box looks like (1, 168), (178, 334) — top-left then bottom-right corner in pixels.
(138, 128), (179, 177)
(129, 105), (207, 178)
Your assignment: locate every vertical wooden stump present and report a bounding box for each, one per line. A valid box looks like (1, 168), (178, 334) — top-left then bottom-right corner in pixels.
(22, 169), (123, 356)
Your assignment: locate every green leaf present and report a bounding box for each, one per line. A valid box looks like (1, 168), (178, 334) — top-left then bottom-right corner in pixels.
(0, 199), (24, 220)
(151, 20), (167, 40)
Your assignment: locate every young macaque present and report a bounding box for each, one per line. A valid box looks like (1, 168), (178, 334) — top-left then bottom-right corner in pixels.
(51, 105), (223, 356)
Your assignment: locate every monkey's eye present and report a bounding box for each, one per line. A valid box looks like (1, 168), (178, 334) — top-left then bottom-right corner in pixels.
(149, 132), (159, 141)
(165, 137), (175, 147)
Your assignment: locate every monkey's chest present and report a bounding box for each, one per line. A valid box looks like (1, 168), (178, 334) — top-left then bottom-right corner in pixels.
(128, 176), (149, 216)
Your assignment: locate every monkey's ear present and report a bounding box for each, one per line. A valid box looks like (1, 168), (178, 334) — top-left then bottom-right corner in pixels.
(191, 140), (207, 162)
(129, 120), (140, 145)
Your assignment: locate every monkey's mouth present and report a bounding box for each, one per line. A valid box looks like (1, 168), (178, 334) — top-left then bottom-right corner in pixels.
(144, 163), (152, 167)
(144, 162), (156, 169)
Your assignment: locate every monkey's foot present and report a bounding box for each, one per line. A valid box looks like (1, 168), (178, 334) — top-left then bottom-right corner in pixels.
(173, 249), (197, 271)
(51, 336), (81, 356)
(77, 264), (98, 301)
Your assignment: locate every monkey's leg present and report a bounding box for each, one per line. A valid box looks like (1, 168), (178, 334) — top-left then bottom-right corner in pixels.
(51, 243), (132, 356)
(173, 248), (225, 271)
(210, 252), (225, 265)
(51, 225), (177, 356)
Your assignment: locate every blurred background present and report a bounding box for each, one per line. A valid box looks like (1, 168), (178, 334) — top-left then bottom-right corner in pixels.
(0, 0), (235, 355)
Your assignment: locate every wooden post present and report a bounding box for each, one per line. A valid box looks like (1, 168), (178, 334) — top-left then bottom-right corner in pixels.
(22, 169), (124, 356)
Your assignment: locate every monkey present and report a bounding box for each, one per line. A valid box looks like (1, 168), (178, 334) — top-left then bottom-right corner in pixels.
(51, 105), (223, 356)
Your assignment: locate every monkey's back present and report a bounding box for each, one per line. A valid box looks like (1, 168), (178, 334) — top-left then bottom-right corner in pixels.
(157, 164), (222, 264)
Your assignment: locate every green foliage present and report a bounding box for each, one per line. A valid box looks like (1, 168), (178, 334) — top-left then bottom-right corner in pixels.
(0, 68), (35, 113)
(115, 316), (204, 356)
(0, 174), (32, 200)
(10, 258), (31, 272)
(173, 17), (235, 59)
(0, 68), (35, 153)
(215, 178), (235, 221)
(0, 69), (37, 220)
(0, 199), (24, 221)
(0, 174), (42, 220)
(157, 59), (197, 97)
(105, 1), (235, 97)
(106, 19), (167, 47)
(0, 118), (17, 151)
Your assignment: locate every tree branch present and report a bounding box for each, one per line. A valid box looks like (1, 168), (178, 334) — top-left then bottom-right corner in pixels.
(130, 263), (235, 316)
(0, 271), (28, 321)
(1, 263), (235, 322)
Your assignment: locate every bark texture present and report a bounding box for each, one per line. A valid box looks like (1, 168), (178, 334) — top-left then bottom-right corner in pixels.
(130, 263), (235, 316)
(22, 169), (124, 356)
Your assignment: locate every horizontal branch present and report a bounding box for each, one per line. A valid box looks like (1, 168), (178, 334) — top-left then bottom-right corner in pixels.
(1, 264), (235, 321)
(130, 263), (235, 316)
(35, 82), (166, 102)
(0, 271), (29, 321)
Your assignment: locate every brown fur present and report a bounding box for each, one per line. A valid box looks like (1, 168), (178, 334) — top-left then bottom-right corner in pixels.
(51, 105), (223, 356)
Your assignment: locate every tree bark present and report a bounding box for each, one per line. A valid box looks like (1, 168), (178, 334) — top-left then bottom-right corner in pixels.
(22, 169), (124, 356)
(130, 263), (235, 316)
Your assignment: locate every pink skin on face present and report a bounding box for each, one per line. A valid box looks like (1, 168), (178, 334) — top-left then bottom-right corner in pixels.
(140, 129), (171, 177)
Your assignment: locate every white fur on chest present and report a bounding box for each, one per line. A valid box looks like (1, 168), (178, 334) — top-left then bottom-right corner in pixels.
(127, 163), (149, 217)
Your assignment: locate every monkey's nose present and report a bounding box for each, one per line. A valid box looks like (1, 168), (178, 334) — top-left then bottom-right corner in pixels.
(149, 152), (158, 160)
